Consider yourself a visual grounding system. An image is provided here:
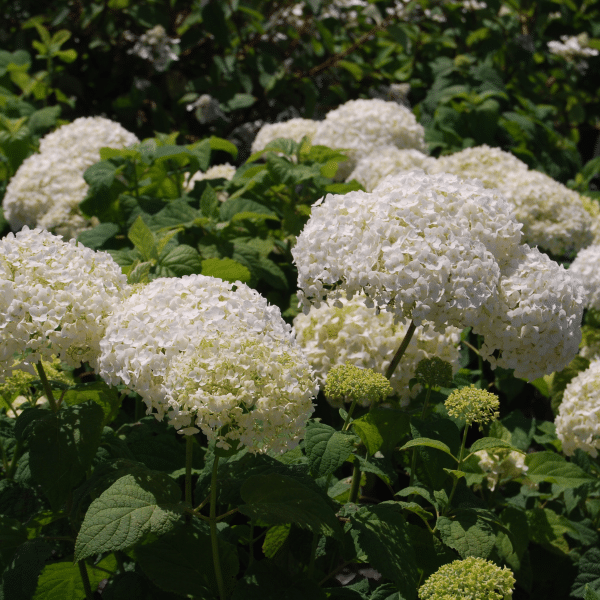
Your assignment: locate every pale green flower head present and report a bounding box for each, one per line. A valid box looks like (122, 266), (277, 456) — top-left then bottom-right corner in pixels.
(445, 385), (500, 427)
(418, 556), (515, 600)
(414, 357), (453, 389)
(324, 363), (392, 405)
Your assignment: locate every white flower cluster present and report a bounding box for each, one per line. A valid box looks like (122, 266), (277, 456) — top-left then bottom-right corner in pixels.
(97, 274), (316, 451)
(293, 294), (461, 407)
(251, 118), (319, 154)
(311, 98), (427, 179)
(294, 170), (584, 381)
(4, 117), (138, 238)
(347, 146), (436, 191)
(124, 25), (179, 72)
(569, 245), (600, 311)
(0, 227), (129, 379)
(430, 145), (595, 256)
(555, 358), (600, 457)
(474, 448), (528, 491)
(548, 33), (599, 61)
(184, 163), (236, 200)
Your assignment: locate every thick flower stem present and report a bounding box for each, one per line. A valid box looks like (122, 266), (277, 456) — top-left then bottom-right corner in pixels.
(342, 397), (359, 431)
(78, 560), (94, 600)
(210, 455), (226, 600)
(35, 361), (58, 413)
(444, 424), (470, 515)
(385, 320), (416, 380)
(185, 435), (194, 520)
(348, 459), (361, 504)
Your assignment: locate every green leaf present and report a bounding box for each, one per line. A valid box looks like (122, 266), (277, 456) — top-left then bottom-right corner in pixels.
(27, 105), (61, 134)
(349, 503), (419, 597)
(128, 215), (158, 262)
(62, 381), (122, 426)
(436, 510), (496, 559)
(0, 539), (52, 600)
(209, 136), (238, 159)
(262, 524), (291, 559)
(399, 437), (458, 462)
(525, 452), (594, 491)
(220, 197), (276, 221)
(526, 507), (571, 555)
(77, 222), (119, 249)
(28, 401), (104, 510)
(0, 516), (27, 572)
(201, 257), (251, 283)
(351, 408), (410, 456)
(155, 244), (203, 277)
(239, 473), (341, 538)
(200, 184), (220, 218)
(83, 160), (118, 192)
(337, 60), (363, 81)
(224, 93), (256, 111)
(467, 437), (523, 457)
(584, 586), (600, 600)
(74, 472), (184, 561)
(304, 421), (356, 477)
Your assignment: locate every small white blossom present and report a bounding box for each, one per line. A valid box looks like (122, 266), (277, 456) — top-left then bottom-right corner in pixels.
(125, 25), (179, 72)
(555, 358), (600, 457)
(251, 118), (320, 154)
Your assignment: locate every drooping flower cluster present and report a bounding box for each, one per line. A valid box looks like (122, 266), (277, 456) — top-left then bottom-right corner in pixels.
(569, 244), (600, 311)
(555, 358), (600, 457)
(124, 25), (179, 72)
(445, 385), (500, 427)
(474, 448), (528, 491)
(4, 117), (138, 238)
(97, 274), (317, 452)
(311, 99), (427, 179)
(347, 146), (436, 191)
(418, 557), (515, 600)
(0, 227), (129, 379)
(293, 293), (461, 406)
(429, 145), (594, 256)
(251, 118), (320, 153)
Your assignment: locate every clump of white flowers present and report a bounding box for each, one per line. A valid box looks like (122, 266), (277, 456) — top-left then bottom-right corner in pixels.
(418, 557), (515, 600)
(293, 293), (461, 406)
(311, 99), (427, 179)
(124, 25), (179, 72)
(346, 146), (436, 191)
(4, 117), (138, 238)
(0, 227), (129, 379)
(569, 244), (600, 311)
(97, 274), (317, 451)
(555, 358), (600, 457)
(474, 448), (528, 491)
(251, 118), (320, 154)
(548, 33), (598, 72)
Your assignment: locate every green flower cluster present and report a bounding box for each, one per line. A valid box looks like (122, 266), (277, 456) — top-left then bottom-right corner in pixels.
(445, 385), (500, 427)
(418, 556), (515, 600)
(324, 363), (392, 405)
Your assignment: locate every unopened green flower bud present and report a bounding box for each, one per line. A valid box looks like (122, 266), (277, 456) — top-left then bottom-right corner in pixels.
(414, 357), (453, 388)
(445, 384), (500, 427)
(418, 556), (515, 600)
(324, 363), (392, 405)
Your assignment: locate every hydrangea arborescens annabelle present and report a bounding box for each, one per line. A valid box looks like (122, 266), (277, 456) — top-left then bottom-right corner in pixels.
(251, 118), (319, 153)
(97, 274), (317, 451)
(555, 358), (600, 457)
(4, 117), (138, 237)
(418, 557), (515, 600)
(293, 293), (461, 407)
(323, 363), (392, 406)
(445, 385), (500, 427)
(569, 244), (600, 311)
(346, 146), (436, 192)
(311, 99), (427, 179)
(471, 244), (583, 381)
(474, 448), (528, 491)
(293, 170), (522, 329)
(0, 227), (129, 379)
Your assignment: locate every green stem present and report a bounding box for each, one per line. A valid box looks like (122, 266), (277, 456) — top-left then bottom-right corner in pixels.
(342, 397), (359, 431)
(348, 459), (361, 504)
(35, 362), (57, 412)
(445, 424), (470, 514)
(5, 439), (23, 480)
(409, 385), (433, 486)
(185, 435), (194, 520)
(210, 455), (226, 600)
(385, 320), (416, 380)
(77, 561), (94, 600)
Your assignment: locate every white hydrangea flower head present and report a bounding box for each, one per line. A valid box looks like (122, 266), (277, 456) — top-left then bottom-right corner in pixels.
(312, 99), (427, 179)
(293, 170), (522, 329)
(569, 244), (600, 311)
(0, 227), (129, 379)
(555, 358), (600, 457)
(39, 116), (139, 172)
(472, 244), (584, 381)
(346, 146), (436, 191)
(164, 327), (317, 453)
(293, 293), (461, 407)
(474, 448), (528, 491)
(251, 118), (320, 153)
(97, 274), (316, 432)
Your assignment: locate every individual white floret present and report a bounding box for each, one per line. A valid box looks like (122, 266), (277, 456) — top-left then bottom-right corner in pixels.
(555, 358), (600, 457)
(312, 98), (426, 179)
(251, 118), (320, 153)
(346, 146), (436, 191)
(569, 245), (600, 311)
(472, 244), (584, 381)
(293, 170), (522, 329)
(474, 448), (528, 491)
(0, 227), (129, 379)
(97, 274), (315, 433)
(293, 293), (461, 407)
